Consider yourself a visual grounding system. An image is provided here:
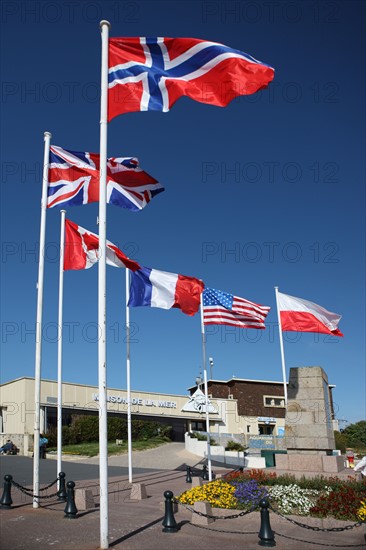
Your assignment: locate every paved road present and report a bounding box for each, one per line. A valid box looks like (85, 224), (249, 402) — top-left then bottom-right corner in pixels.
(78, 442), (205, 469)
(0, 443), (208, 486)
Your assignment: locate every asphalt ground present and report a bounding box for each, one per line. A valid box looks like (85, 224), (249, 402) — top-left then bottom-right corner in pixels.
(0, 442), (215, 485)
(1, 449), (365, 550)
(0, 454), (156, 486)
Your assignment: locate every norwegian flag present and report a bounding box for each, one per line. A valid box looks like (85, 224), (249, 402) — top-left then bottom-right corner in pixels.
(108, 37), (275, 119)
(64, 218), (141, 271)
(203, 287), (270, 329)
(47, 145), (164, 211)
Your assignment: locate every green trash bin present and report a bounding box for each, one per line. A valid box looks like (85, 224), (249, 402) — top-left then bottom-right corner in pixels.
(261, 450), (287, 467)
(261, 450), (275, 467)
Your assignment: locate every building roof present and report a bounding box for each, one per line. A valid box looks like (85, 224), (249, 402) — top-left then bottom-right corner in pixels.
(0, 377), (187, 399)
(187, 376), (285, 391)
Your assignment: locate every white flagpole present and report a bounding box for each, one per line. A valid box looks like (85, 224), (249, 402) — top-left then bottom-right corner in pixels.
(275, 286), (288, 405)
(33, 130), (51, 508)
(99, 19), (110, 550)
(57, 210), (66, 484)
(126, 269), (133, 483)
(199, 295), (212, 481)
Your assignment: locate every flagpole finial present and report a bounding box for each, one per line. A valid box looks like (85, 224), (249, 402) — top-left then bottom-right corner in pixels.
(44, 131), (52, 139)
(100, 20), (111, 30)
(60, 209), (66, 214)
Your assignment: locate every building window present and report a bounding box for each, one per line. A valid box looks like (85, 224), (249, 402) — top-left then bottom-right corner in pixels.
(191, 421), (205, 432)
(247, 426), (251, 433)
(259, 424), (274, 435)
(263, 396), (285, 408)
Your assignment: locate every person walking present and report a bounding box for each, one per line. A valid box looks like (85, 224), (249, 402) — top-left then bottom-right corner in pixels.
(39, 434), (48, 459)
(353, 455), (366, 479)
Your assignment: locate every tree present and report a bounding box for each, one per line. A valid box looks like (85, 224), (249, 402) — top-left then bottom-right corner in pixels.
(343, 420), (366, 447)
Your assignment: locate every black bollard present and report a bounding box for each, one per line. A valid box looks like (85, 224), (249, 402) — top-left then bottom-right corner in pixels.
(64, 481), (78, 519)
(0, 475), (13, 508)
(202, 464), (209, 480)
(185, 466), (192, 483)
(258, 498), (276, 547)
(57, 472), (67, 501)
(162, 490), (179, 533)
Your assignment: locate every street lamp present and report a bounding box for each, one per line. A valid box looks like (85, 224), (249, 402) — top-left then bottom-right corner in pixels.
(209, 357), (214, 380)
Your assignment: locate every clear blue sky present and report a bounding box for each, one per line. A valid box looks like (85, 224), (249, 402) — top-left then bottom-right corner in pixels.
(1, 1), (365, 425)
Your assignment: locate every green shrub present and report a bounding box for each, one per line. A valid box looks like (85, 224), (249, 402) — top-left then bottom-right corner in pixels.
(159, 425), (172, 439)
(72, 415), (99, 442)
(131, 419), (164, 440)
(334, 430), (347, 453)
(62, 425), (78, 445)
(45, 427), (57, 447)
(46, 415), (172, 445)
(107, 417), (127, 440)
(266, 473), (296, 486)
(225, 440), (245, 452)
(192, 432), (208, 441)
(187, 431), (216, 444)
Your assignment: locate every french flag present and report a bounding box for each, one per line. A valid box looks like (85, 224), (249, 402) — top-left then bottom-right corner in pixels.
(277, 291), (343, 337)
(128, 266), (204, 316)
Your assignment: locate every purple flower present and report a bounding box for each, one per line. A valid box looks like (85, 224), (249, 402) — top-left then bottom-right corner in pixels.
(233, 479), (268, 507)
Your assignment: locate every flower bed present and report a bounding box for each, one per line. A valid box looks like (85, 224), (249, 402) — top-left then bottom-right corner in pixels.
(178, 480), (237, 509)
(177, 469), (366, 521)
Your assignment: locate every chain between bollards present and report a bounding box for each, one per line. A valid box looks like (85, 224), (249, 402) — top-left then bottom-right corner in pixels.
(0, 474), (13, 508)
(162, 490), (179, 532)
(258, 498), (276, 547)
(0, 473), (75, 511)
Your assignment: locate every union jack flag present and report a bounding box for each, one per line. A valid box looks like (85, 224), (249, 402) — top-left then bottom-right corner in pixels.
(47, 145), (164, 211)
(108, 37), (275, 120)
(203, 287), (270, 329)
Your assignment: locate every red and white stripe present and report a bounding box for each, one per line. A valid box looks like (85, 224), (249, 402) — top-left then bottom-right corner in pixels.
(204, 296), (270, 329)
(277, 291), (343, 336)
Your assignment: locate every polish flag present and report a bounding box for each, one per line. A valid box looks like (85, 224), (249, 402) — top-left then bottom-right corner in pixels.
(64, 219), (140, 272)
(128, 265), (204, 316)
(277, 291), (343, 337)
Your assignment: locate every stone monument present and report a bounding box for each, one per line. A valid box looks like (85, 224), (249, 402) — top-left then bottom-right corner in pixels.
(275, 366), (345, 473)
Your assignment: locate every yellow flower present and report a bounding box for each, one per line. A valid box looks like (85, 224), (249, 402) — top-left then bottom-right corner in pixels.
(177, 480), (238, 509)
(357, 500), (366, 521)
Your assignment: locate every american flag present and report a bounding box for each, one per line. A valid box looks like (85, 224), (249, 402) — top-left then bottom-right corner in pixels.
(108, 37), (275, 119)
(47, 145), (164, 211)
(202, 287), (270, 329)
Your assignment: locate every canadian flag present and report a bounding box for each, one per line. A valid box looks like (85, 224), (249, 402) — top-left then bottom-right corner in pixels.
(64, 219), (140, 272)
(277, 291), (343, 337)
